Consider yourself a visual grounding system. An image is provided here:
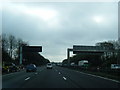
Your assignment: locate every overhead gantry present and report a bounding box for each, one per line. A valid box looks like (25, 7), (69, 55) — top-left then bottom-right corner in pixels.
(67, 45), (116, 66)
(20, 46), (42, 65)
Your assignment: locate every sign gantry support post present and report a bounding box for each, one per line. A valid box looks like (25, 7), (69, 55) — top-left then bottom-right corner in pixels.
(67, 48), (73, 66)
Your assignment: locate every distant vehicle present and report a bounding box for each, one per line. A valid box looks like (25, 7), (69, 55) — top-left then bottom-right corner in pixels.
(26, 64), (37, 72)
(78, 60), (89, 67)
(57, 63), (62, 66)
(46, 63), (52, 69)
(111, 64), (120, 69)
(70, 62), (75, 66)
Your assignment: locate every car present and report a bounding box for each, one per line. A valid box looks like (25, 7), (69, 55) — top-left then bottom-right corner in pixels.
(46, 63), (52, 69)
(26, 64), (37, 72)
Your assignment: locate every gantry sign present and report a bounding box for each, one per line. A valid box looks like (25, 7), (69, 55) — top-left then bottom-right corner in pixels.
(22, 46), (42, 52)
(73, 45), (107, 54)
(20, 46), (42, 64)
(67, 45), (107, 59)
(67, 45), (114, 65)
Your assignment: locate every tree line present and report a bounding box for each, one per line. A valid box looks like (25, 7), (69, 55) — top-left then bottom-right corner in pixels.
(0, 34), (50, 66)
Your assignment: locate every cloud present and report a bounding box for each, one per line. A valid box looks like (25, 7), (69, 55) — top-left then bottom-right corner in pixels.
(2, 2), (118, 62)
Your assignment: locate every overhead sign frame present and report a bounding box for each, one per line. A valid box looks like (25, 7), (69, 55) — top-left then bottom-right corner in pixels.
(22, 46), (42, 52)
(20, 46), (42, 64)
(73, 45), (107, 54)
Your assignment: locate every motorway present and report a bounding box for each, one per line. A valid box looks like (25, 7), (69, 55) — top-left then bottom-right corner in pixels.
(2, 65), (120, 88)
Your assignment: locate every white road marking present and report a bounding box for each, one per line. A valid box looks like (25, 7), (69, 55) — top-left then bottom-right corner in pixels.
(59, 72), (61, 74)
(63, 77), (67, 80)
(39, 68), (45, 72)
(35, 72), (38, 74)
(75, 71), (120, 83)
(54, 69), (58, 72)
(25, 77), (30, 81)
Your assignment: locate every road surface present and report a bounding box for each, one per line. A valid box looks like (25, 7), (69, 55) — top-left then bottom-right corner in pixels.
(2, 65), (120, 88)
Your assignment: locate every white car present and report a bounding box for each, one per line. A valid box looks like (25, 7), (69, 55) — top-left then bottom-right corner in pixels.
(47, 63), (52, 69)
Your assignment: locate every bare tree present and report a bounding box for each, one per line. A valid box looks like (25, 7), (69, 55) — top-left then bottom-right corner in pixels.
(110, 40), (120, 64)
(1, 33), (30, 66)
(8, 35), (16, 58)
(2, 34), (9, 52)
(15, 38), (28, 60)
(96, 40), (120, 65)
(0, 35), (2, 48)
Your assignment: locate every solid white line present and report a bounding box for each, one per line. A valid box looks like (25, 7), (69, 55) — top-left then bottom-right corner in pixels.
(63, 77), (67, 80)
(25, 77), (30, 81)
(75, 71), (120, 83)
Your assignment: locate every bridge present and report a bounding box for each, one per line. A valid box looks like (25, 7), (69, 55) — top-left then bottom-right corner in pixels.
(67, 45), (116, 65)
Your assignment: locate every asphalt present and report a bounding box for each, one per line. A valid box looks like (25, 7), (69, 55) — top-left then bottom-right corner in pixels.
(2, 65), (120, 88)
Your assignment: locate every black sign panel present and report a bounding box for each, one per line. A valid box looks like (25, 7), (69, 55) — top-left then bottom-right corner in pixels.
(73, 45), (105, 54)
(73, 50), (104, 54)
(73, 45), (105, 51)
(22, 46), (42, 52)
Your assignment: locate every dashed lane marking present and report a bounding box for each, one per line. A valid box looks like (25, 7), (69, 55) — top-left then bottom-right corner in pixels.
(75, 71), (120, 83)
(35, 72), (38, 74)
(58, 72), (61, 75)
(63, 77), (67, 80)
(54, 69), (58, 72)
(25, 77), (30, 81)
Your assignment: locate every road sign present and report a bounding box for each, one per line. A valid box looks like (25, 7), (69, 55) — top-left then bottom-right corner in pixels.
(73, 51), (104, 55)
(22, 46), (42, 52)
(73, 45), (105, 54)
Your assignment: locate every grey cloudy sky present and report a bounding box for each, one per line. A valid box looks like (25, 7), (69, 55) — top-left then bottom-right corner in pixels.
(1, 1), (118, 62)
